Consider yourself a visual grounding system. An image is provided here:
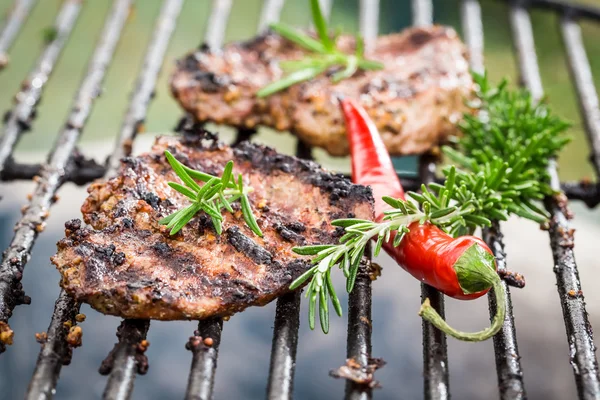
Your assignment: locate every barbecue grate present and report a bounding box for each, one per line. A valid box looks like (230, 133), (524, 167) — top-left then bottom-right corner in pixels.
(0, 0), (599, 399)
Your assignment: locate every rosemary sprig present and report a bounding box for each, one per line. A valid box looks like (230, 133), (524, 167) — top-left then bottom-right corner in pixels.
(159, 150), (263, 237)
(256, 0), (383, 98)
(450, 71), (571, 198)
(292, 71), (570, 333)
(290, 169), (475, 332)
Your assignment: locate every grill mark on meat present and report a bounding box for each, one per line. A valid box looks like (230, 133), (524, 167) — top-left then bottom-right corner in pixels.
(274, 222), (305, 244)
(152, 242), (171, 257)
(226, 226), (273, 265)
(232, 141), (372, 204)
(51, 135), (373, 320)
(140, 192), (160, 209)
(409, 29), (434, 46)
(286, 222), (306, 232)
(170, 26), (473, 156)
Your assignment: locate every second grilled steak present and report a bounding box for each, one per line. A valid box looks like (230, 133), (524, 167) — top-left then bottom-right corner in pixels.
(51, 133), (374, 320)
(171, 25), (473, 156)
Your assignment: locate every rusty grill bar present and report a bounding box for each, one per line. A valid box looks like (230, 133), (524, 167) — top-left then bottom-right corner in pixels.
(507, 2), (600, 399)
(462, 1), (527, 399)
(0, 0), (599, 399)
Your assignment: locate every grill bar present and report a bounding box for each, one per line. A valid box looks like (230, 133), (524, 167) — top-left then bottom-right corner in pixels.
(545, 162), (600, 399)
(508, 3), (543, 99)
(101, 320), (151, 400)
(25, 0), (136, 394)
(93, 1), (186, 398)
(411, 2), (451, 399)
(0, 0), (81, 179)
(258, 0), (285, 32)
(412, 0), (433, 27)
(204, 0), (232, 51)
(265, 134), (305, 400)
(261, 0), (367, 395)
(107, 0), (184, 175)
(460, 0), (484, 73)
(27, 0), (183, 389)
(180, 1), (238, 397)
(25, 290), (80, 399)
(267, 292), (301, 400)
(397, 174), (600, 208)
(185, 317), (223, 400)
(0, 0), (130, 356)
(0, 0), (37, 68)
(507, 2), (600, 398)
(342, 3), (381, 399)
(345, 253), (374, 400)
(561, 180), (600, 208)
(524, 0), (600, 22)
(560, 16), (600, 179)
(461, 1), (527, 398)
(2, 159), (596, 209)
(482, 224), (526, 399)
(418, 156), (450, 400)
(359, 0), (379, 50)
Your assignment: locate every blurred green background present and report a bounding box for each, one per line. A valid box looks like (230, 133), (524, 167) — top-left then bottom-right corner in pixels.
(2, 1), (600, 399)
(0, 0), (600, 180)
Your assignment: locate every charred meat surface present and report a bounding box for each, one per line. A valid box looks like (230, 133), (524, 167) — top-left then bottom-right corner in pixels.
(171, 25), (472, 156)
(51, 135), (373, 320)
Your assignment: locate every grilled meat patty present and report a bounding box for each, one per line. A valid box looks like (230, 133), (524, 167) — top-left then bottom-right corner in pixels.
(51, 133), (374, 320)
(171, 25), (473, 156)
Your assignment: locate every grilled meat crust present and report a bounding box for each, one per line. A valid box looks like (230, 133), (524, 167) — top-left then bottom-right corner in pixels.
(51, 134), (374, 320)
(171, 25), (473, 156)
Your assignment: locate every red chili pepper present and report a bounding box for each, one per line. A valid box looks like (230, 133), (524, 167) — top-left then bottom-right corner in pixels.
(339, 97), (505, 342)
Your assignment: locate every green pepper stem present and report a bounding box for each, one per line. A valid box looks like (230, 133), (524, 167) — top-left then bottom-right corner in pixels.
(418, 275), (506, 342)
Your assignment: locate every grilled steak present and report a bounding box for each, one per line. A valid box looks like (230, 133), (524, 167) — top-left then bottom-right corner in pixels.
(171, 25), (473, 156)
(51, 133), (373, 320)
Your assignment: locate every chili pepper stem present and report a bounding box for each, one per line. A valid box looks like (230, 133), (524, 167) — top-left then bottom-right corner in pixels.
(418, 244), (506, 342)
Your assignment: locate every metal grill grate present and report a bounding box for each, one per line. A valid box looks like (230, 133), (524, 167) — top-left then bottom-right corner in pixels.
(0, 0), (599, 399)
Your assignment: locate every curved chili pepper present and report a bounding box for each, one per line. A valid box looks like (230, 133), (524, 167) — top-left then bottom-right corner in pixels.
(340, 97), (505, 342)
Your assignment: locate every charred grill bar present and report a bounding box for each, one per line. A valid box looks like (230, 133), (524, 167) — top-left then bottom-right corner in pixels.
(462, 1), (527, 399)
(342, 1), (380, 399)
(26, 0), (183, 398)
(0, 0), (598, 399)
(99, 1), (184, 398)
(0, 0), (128, 360)
(505, 1), (600, 398)
(411, 1), (451, 399)
(0, 0), (37, 68)
(0, 0), (81, 181)
(22, 0), (134, 397)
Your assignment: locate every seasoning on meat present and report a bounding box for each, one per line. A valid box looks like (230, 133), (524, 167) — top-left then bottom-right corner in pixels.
(51, 133), (373, 320)
(170, 25), (473, 156)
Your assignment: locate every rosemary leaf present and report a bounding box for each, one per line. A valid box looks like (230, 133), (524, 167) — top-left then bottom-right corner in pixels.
(310, 0), (334, 51)
(241, 193), (264, 237)
(168, 182), (197, 200)
(293, 245), (335, 255)
(331, 55), (358, 83)
(319, 287), (329, 334)
(326, 269), (343, 317)
(290, 265), (319, 290)
(257, 66), (327, 98)
(164, 151), (201, 192)
(270, 22), (327, 54)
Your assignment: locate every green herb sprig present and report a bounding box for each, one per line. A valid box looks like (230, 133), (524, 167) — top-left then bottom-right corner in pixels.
(452, 72), (570, 197)
(292, 71), (570, 333)
(159, 150), (263, 237)
(256, 0), (383, 98)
